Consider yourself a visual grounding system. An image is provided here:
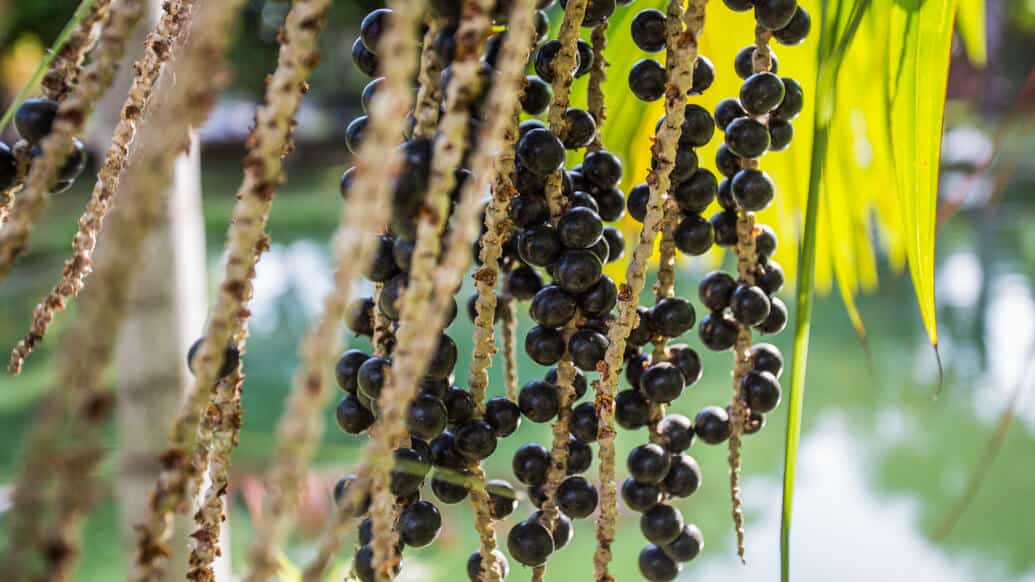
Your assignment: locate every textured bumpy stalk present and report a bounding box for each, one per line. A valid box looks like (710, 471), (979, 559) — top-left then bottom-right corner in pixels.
(726, 24), (771, 565)
(9, 0), (193, 376)
(368, 4), (492, 578)
(41, 0), (114, 102)
(10, 3), (238, 580)
(372, 283), (395, 356)
(240, 3), (425, 581)
(184, 3), (331, 580)
(593, 2), (704, 579)
(501, 296), (519, 401)
(413, 19), (445, 138)
(0, 0), (130, 286)
(587, 23), (608, 152)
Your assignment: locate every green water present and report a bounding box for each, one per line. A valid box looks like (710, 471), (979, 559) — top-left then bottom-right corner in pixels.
(1, 173), (1032, 581)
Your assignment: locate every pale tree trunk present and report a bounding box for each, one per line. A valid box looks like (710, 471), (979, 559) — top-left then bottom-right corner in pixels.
(88, 0), (230, 578)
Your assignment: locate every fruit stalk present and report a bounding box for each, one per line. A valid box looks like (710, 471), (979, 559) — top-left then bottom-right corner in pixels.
(238, 0), (426, 580)
(587, 22), (609, 152)
(373, 283), (395, 356)
(501, 296), (519, 401)
(184, 1), (332, 579)
(414, 19), (446, 138)
(8, 0), (193, 375)
(367, 3), (493, 578)
(592, 1), (704, 579)
(726, 23), (772, 565)
(41, 0), (115, 103)
(0, 0), (132, 286)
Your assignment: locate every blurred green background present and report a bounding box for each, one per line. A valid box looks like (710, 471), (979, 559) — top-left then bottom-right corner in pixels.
(0, 1), (1034, 581)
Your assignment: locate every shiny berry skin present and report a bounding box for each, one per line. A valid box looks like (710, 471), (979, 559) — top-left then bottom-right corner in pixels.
(0, 143), (17, 190)
(639, 544), (681, 581)
(714, 98), (747, 131)
(571, 0), (617, 27)
(336, 394), (375, 434)
(663, 454), (701, 498)
(681, 104), (716, 147)
(398, 500), (442, 547)
(744, 410), (767, 434)
(378, 274), (407, 320)
(732, 168), (775, 211)
(569, 328), (608, 371)
(522, 75), (552, 115)
(367, 234), (400, 282)
(507, 520), (554, 567)
(354, 544), (398, 582)
(509, 193), (550, 228)
(651, 297), (696, 338)
(715, 143), (742, 177)
(772, 77), (804, 121)
(336, 349), (370, 393)
(390, 447), (429, 496)
(625, 351), (648, 390)
(691, 55), (715, 94)
(711, 210), (739, 246)
(622, 477), (661, 512)
(602, 226), (625, 262)
(556, 475), (598, 518)
(615, 389), (650, 429)
(594, 186), (626, 221)
(519, 380), (560, 422)
(668, 344), (702, 385)
(742, 370), (782, 412)
(571, 190), (600, 214)
(351, 38), (379, 77)
(741, 72), (786, 116)
(628, 306), (655, 346)
(467, 549), (510, 581)
(628, 443), (671, 484)
(360, 77), (383, 113)
(735, 46), (779, 80)
(699, 313), (739, 351)
(431, 470), (470, 503)
(755, 224), (778, 259)
(570, 402), (599, 442)
(507, 265), (544, 300)
(756, 0), (798, 29)
(345, 297), (374, 336)
(533, 39), (575, 83)
(588, 234), (610, 265)
(406, 394), (448, 440)
(658, 414), (694, 453)
(530, 285), (577, 328)
(513, 442), (551, 486)
(731, 284), (772, 326)
(663, 524), (703, 562)
(582, 150), (623, 189)
(567, 436), (594, 474)
(641, 363), (685, 403)
(698, 271), (736, 311)
(631, 9), (667, 52)
(545, 367), (588, 400)
(553, 249), (603, 294)
(773, 7), (811, 45)
(673, 169), (717, 214)
(580, 275), (618, 318)
(723, 0), (754, 10)
(485, 397), (521, 437)
(430, 431), (466, 469)
(534, 10), (550, 42)
(529, 509), (573, 548)
(575, 40), (596, 78)
(563, 108), (597, 149)
(486, 479), (518, 519)
(629, 58), (666, 102)
(187, 338), (240, 379)
(750, 343), (784, 377)
(427, 334), (458, 380)
(674, 214), (714, 256)
(360, 8), (391, 52)
(757, 296), (788, 334)
(14, 98), (58, 143)
(627, 183), (649, 222)
(517, 128), (566, 176)
(717, 177), (736, 210)
(769, 119), (794, 150)
(694, 405), (731, 444)
(334, 475), (371, 513)
(558, 207), (604, 249)
(641, 503), (684, 544)
(524, 326), (566, 366)
(725, 117), (771, 158)
(517, 224), (562, 267)
(666, 147), (699, 185)
(454, 420), (497, 460)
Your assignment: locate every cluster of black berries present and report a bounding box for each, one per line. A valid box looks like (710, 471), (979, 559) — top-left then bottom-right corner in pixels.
(723, 0), (811, 46)
(628, 8), (715, 103)
(0, 97), (89, 194)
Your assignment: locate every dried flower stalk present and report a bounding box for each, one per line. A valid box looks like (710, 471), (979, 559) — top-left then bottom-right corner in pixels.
(41, 0), (115, 102)
(542, 0), (587, 217)
(587, 23), (608, 152)
(501, 296), (519, 401)
(413, 19), (445, 138)
(239, 1), (426, 580)
(12, 2), (238, 578)
(8, 0), (194, 376)
(0, 0), (133, 286)
(368, 4), (493, 577)
(726, 24), (772, 565)
(372, 283), (395, 356)
(592, 1), (704, 578)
